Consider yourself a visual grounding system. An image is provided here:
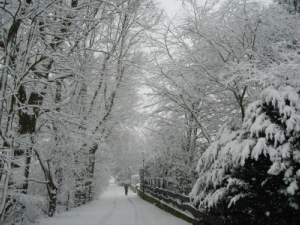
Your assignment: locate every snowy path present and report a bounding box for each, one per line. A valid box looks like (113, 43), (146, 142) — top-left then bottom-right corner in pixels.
(35, 183), (190, 225)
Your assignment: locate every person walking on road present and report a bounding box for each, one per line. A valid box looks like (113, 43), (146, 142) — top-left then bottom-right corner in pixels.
(124, 183), (129, 195)
(119, 167), (131, 196)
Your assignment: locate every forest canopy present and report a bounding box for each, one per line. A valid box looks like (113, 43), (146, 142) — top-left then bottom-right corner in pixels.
(1, 0), (300, 225)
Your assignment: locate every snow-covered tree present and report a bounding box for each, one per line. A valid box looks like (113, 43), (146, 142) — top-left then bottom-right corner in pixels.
(277, 0), (300, 12)
(0, 0), (160, 223)
(191, 86), (300, 225)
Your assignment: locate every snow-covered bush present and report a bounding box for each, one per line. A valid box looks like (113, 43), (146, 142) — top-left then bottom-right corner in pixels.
(191, 86), (300, 225)
(1, 194), (45, 225)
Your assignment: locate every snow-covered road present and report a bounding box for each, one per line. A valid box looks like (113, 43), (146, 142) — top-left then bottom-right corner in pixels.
(35, 183), (190, 225)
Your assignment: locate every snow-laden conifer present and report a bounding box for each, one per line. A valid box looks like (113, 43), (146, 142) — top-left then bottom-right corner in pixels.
(191, 86), (300, 225)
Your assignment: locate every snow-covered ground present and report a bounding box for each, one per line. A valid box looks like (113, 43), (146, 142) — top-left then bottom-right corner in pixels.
(34, 183), (190, 225)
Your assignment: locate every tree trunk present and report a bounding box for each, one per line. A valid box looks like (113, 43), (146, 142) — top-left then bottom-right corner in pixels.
(47, 181), (58, 217)
(0, 142), (12, 222)
(22, 148), (32, 194)
(34, 150), (58, 217)
(232, 86), (247, 122)
(87, 143), (98, 202)
(53, 80), (64, 195)
(18, 86), (43, 194)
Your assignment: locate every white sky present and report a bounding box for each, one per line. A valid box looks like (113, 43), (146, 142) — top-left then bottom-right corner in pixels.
(156, 0), (182, 17)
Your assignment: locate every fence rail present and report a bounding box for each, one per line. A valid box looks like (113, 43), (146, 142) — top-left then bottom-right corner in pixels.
(139, 176), (282, 225)
(143, 184), (202, 218)
(138, 177), (225, 225)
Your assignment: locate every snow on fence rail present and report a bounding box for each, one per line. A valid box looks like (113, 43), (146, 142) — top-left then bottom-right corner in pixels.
(137, 177), (224, 225)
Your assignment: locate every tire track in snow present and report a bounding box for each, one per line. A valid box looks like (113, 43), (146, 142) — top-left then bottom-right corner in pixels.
(127, 198), (138, 225)
(127, 197), (150, 225)
(97, 199), (117, 225)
